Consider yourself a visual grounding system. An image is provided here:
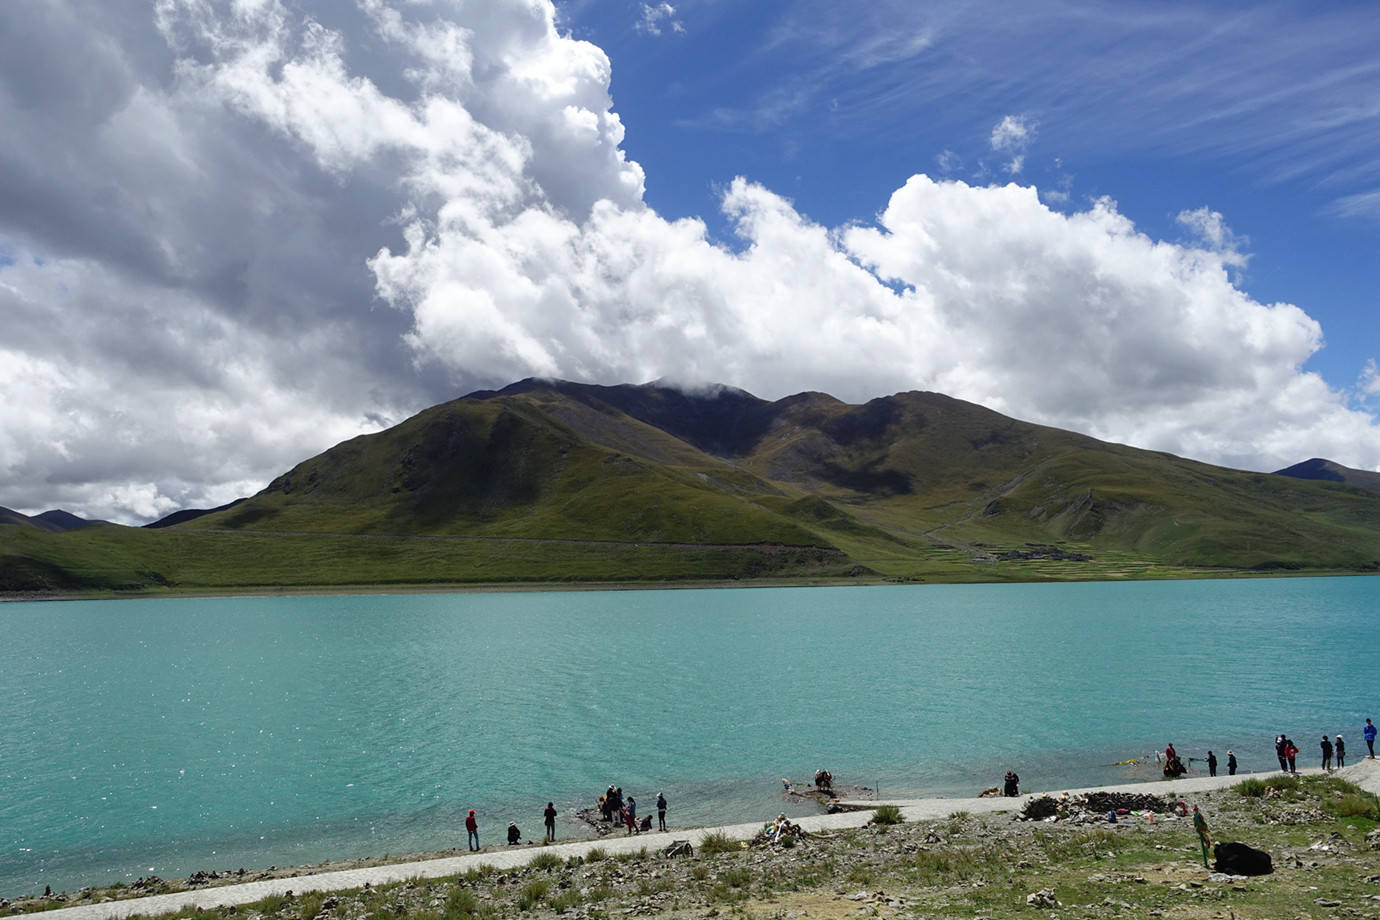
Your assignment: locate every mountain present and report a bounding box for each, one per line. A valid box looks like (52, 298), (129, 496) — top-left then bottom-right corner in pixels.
(0, 507), (102, 532)
(144, 498), (248, 529)
(8, 379), (1380, 594)
(34, 509), (106, 531)
(180, 378), (1380, 570)
(1274, 458), (1380, 494)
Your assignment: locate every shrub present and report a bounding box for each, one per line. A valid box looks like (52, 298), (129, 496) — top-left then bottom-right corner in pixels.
(1334, 793), (1380, 820)
(516, 880), (549, 911)
(698, 831), (740, 855)
(585, 846), (607, 862)
(444, 888), (479, 920)
(871, 804), (904, 826)
(528, 851), (562, 871)
(549, 892), (579, 913)
(719, 868), (752, 889)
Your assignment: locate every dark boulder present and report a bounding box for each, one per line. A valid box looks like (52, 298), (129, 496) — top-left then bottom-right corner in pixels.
(1214, 841), (1273, 875)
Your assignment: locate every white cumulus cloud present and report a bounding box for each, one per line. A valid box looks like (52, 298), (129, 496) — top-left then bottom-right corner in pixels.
(1, 0), (1378, 524)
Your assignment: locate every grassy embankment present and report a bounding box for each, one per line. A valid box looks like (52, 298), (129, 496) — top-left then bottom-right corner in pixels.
(7, 774), (1377, 920)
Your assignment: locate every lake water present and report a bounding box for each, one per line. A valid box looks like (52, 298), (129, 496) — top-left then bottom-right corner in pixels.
(2, 577), (1377, 895)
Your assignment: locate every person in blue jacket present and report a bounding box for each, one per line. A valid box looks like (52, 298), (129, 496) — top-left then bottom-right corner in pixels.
(1365, 718), (1377, 759)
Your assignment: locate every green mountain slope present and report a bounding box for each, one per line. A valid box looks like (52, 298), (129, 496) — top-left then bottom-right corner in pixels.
(6, 380), (1380, 595)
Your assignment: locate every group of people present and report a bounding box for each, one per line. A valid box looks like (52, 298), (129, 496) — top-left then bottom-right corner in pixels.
(465, 723), (1380, 851)
(597, 785), (668, 835)
(1274, 717), (1375, 774)
(466, 788), (670, 850)
(1159, 743), (1237, 778)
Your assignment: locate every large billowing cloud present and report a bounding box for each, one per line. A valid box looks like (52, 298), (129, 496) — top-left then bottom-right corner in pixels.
(1, 0), (1377, 523)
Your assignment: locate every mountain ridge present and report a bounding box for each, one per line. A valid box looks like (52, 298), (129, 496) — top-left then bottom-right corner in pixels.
(6, 379), (1380, 594)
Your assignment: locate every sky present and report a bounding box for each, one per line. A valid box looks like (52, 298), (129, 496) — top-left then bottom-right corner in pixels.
(2, 0), (1379, 525)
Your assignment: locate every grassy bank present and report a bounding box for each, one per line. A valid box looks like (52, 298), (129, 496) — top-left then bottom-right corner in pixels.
(8, 774), (1378, 920)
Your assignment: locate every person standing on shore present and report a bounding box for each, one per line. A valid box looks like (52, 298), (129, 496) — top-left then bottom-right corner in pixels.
(656, 792), (667, 832)
(544, 802), (557, 842)
(1336, 735), (1345, 767)
(623, 796), (637, 835)
(1207, 751), (1217, 777)
(1003, 770), (1020, 796)
(1285, 738), (1298, 774)
(465, 810), (479, 851)
(1227, 750), (1237, 775)
(1275, 734), (1288, 771)
(1321, 735), (1334, 772)
(1365, 719), (1377, 758)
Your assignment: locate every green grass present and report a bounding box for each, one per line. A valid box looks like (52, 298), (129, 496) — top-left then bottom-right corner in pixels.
(870, 804), (904, 826)
(514, 879), (549, 911)
(697, 831), (740, 855)
(526, 851), (562, 870)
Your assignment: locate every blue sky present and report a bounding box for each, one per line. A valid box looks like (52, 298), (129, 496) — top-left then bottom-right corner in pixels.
(1, 0), (1378, 522)
(567, 0), (1380, 384)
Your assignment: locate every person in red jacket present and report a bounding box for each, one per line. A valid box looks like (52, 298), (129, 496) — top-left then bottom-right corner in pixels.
(1284, 739), (1298, 774)
(465, 809), (479, 850)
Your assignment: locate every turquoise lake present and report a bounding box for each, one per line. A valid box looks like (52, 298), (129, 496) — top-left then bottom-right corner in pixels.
(2, 577), (1378, 895)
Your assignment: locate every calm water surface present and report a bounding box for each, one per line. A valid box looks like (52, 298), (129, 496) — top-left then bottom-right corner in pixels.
(2, 577), (1377, 894)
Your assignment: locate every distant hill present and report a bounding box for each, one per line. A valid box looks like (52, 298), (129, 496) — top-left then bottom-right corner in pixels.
(1274, 458), (1380, 494)
(145, 498), (248, 529)
(34, 509), (105, 531)
(0, 507), (101, 532)
(7, 380), (1380, 594)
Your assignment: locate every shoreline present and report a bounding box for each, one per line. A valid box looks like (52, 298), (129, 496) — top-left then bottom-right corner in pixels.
(4, 567), (1370, 605)
(19, 759), (1380, 920)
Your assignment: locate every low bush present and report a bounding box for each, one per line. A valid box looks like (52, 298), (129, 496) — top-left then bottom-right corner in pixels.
(528, 851), (562, 871)
(515, 880), (549, 911)
(871, 804), (904, 826)
(698, 831), (740, 855)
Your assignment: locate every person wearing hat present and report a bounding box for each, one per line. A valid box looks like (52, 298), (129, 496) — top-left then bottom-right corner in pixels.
(465, 809), (479, 850)
(656, 792), (667, 831)
(1227, 750), (1237, 775)
(507, 822), (521, 845)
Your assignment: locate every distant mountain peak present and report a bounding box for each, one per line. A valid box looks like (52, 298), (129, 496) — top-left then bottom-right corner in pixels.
(1274, 458), (1380, 493)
